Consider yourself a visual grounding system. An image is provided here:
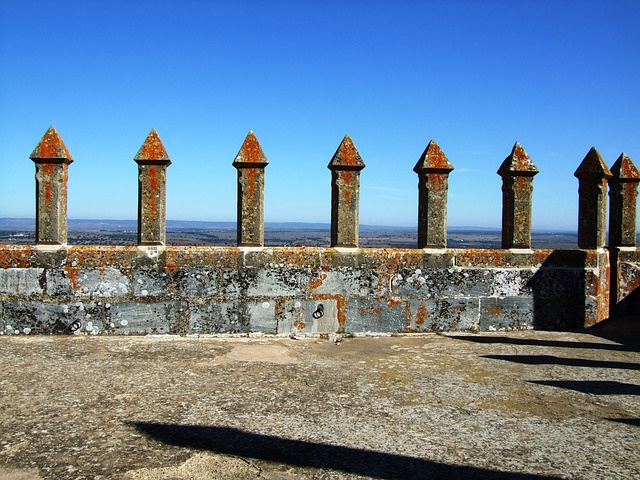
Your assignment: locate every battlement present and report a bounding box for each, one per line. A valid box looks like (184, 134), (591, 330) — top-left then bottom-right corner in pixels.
(1, 128), (638, 335)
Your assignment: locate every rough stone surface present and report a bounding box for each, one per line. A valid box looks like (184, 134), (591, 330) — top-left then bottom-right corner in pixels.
(233, 132), (268, 247)
(574, 147), (612, 249)
(498, 142), (539, 249)
(414, 140), (454, 249)
(0, 326), (638, 479)
(0, 245), (614, 334)
(29, 126), (73, 245)
(134, 130), (171, 246)
(608, 153), (640, 247)
(107, 301), (187, 335)
(0, 268), (44, 295)
(328, 135), (365, 248)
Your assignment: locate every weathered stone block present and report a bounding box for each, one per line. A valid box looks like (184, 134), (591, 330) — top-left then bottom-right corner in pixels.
(616, 261), (640, 313)
(134, 268), (170, 297)
(189, 301), (248, 334)
(107, 301), (185, 334)
(409, 298), (479, 332)
(0, 268), (44, 295)
(310, 268), (378, 296)
(527, 268), (585, 299)
(221, 268), (259, 296)
(67, 267), (130, 297)
(276, 298), (339, 335)
(1, 301), (103, 335)
(189, 300), (275, 334)
(392, 268), (492, 298)
(247, 300), (277, 333)
(480, 297), (534, 331)
(532, 296), (585, 330)
(491, 269), (534, 297)
(223, 267), (309, 297)
(344, 298), (407, 333)
(45, 268), (71, 295)
(171, 268), (218, 297)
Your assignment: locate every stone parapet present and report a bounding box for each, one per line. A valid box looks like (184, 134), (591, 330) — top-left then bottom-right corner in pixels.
(0, 245), (611, 335)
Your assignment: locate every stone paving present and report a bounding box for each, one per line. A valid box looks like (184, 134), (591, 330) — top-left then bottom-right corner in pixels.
(0, 318), (638, 479)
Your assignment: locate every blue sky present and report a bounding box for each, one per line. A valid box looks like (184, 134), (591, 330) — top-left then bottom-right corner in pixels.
(1, 0), (638, 230)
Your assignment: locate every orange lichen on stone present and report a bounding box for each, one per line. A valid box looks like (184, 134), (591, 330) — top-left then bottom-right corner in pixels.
(310, 271), (328, 290)
(415, 304), (428, 325)
(134, 129), (171, 163)
(38, 163), (56, 202)
(413, 140), (453, 173)
(387, 298), (403, 307)
(30, 126), (73, 162)
(328, 135), (365, 170)
(337, 297), (347, 326)
(497, 142), (538, 177)
(0, 246), (33, 268)
(233, 132), (269, 167)
(63, 263), (82, 290)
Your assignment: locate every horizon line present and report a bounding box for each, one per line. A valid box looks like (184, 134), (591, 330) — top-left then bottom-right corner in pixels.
(0, 217), (584, 233)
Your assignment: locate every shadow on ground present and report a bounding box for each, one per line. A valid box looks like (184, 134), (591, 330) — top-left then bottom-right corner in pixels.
(449, 315), (640, 353)
(130, 423), (560, 480)
(449, 315), (640, 427)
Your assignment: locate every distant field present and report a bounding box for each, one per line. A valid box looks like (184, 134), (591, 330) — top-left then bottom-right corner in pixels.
(0, 218), (587, 249)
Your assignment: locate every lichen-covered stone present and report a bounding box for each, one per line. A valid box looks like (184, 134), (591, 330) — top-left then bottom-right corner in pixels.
(1, 301), (103, 335)
(107, 301), (186, 334)
(0, 245), (615, 334)
(276, 298), (339, 335)
(0, 268), (44, 295)
(134, 130), (171, 246)
(480, 297), (534, 331)
(170, 268), (219, 297)
(344, 298), (407, 333)
(409, 298), (479, 332)
(134, 268), (170, 297)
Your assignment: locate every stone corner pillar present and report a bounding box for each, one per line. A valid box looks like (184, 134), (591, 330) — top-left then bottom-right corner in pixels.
(232, 131), (269, 247)
(609, 153), (640, 247)
(134, 129), (171, 246)
(29, 125), (74, 246)
(328, 134), (365, 248)
(413, 139), (454, 249)
(574, 147), (612, 249)
(497, 142), (539, 249)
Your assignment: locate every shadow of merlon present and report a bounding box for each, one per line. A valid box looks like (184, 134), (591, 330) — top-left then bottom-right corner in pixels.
(129, 422), (561, 480)
(530, 380), (640, 395)
(482, 354), (640, 370)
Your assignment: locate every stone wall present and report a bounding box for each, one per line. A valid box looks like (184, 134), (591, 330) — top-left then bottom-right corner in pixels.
(0, 245), (611, 335)
(1, 127), (636, 335)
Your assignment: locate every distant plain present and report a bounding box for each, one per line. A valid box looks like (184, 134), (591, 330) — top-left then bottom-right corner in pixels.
(0, 218), (584, 249)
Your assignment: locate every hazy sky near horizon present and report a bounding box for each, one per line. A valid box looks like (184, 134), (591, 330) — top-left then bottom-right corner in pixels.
(1, 0), (638, 229)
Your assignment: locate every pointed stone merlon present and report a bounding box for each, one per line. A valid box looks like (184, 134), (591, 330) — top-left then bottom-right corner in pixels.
(29, 126), (74, 245)
(497, 142), (539, 249)
(609, 153), (640, 247)
(134, 129), (171, 246)
(413, 140), (454, 249)
(574, 147), (612, 249)
(328, 135), (365, 248)
(233, 132), (269, 247)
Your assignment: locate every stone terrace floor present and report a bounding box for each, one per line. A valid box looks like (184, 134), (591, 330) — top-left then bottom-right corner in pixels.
(0, 318), (638, 480)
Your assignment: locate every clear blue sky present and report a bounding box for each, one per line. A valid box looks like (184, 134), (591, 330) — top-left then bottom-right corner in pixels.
(1, 0), (638, 230)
